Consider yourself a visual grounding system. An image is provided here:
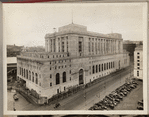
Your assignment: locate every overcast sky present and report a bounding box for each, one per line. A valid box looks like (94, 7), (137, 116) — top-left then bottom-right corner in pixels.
(3, 3), (145, 47)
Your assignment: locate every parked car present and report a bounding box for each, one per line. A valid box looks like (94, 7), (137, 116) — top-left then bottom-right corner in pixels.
(54, 102), (61, 108)
(137, 106), (143, 110)
(138, 100), (143, 106)
(13, 94), (19, 101)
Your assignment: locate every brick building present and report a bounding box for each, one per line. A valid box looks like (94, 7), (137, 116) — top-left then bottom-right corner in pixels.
(17, 23), (130, 99)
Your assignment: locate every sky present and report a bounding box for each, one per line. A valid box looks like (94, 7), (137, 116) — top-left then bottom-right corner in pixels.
(3, 3), (145, 47)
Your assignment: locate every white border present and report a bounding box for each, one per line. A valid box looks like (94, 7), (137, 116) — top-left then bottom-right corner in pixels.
(3, 2), (148, 115)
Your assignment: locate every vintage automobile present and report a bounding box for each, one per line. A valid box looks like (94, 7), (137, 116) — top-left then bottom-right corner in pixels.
(13, 94), (19, 101)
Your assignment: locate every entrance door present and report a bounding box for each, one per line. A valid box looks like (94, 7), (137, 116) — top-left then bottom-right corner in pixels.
(79, 69), (84, 85)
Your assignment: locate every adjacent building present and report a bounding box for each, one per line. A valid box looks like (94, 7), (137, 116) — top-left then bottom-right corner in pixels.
(17, 23), (130, 100)
(134, 45), (143, 80)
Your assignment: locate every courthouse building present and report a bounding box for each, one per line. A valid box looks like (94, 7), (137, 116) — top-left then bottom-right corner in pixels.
(134, 45), (143, 80)
(17, 23), (130, 99)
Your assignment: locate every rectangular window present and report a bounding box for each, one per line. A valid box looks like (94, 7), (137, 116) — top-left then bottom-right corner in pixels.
(137, 67), (140, 69)
(51, 39), (52, 52)
(137, 63), (140, 66)
(137, 71), (139, 76)
(92, 42), (94, 52)
(79, 41), (82, 52)
(50, 83), (52, 86)
(137, 56), (140, 59)
(62, 42), (64, 52)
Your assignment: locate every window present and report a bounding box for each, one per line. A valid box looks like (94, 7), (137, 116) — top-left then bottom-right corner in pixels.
(63, 72), (66, 83)
(55, 66), (57, 69)
(35, 73), (38, 84)
(50, 74), (52, 78)
(137, 60), (140, 62)
(67, 37), (68, 52)
(111, 62), (112, 68)
(51, 39), (52, 52)
(137, 71), (139, 76)
(109, 62), (110, 69)
(64, 87), (66, 91)
(70, 77), (71, 81)
(102, 64), (103, 71)
(137, 63), (140, 66)
(107, 63), (108, 70)
(137, 52), (140, 54)
(89, 39), (91, 52)
(92, 65), (95, 74)
(56, 73), (60, 85)
(137, 56), (140, 59)
(50, 61), (51, 64)
(92, 42), (94, 52)
(62, 42), (64, 52)
(96, 65), (98, 73)
(79, 41), (82, 52)
(50, 83), (52, 86)
(137, 67), (140, 69)
(32, 72), (34, 82)
(59, 42), (60, 52)
(70, 70), (71, 74)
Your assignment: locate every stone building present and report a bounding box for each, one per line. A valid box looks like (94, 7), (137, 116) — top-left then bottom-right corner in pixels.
(134, 45), (143, 80)
(17, 23), (130, 99)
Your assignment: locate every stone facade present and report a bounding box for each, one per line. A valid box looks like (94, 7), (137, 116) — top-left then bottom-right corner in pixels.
(17, 23), (130, 99)
(134, 45), (143, 80)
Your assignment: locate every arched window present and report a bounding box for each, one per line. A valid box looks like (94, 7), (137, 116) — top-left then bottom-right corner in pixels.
(96, 65), (98, 73)
(35, 73), (38, 84)
(22, 68), (23, 76)
(32, 72), (34, 82)
(63, 72), (66, 83)
(107, 63), (108, 70)
(26, 70), (28, 79)
(92, 65), (95, 74)
(24, 69), (25, 77)
(56, 73), (60, 85)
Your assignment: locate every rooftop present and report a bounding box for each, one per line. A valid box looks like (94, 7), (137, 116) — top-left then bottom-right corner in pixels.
(135, 45), (143, 51)
(45, 23), (122, 39)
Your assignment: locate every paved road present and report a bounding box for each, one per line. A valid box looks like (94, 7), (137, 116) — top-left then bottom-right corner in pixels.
(7, 66), (134, 111)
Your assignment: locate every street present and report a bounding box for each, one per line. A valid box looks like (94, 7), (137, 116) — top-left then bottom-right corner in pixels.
(7, 65), (139, 111)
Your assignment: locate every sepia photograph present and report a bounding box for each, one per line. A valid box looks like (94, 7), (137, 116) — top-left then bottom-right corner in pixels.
(3, 2), (147, 113)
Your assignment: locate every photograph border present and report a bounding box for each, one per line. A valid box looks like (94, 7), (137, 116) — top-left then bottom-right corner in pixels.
(3, 0), (148, 115)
